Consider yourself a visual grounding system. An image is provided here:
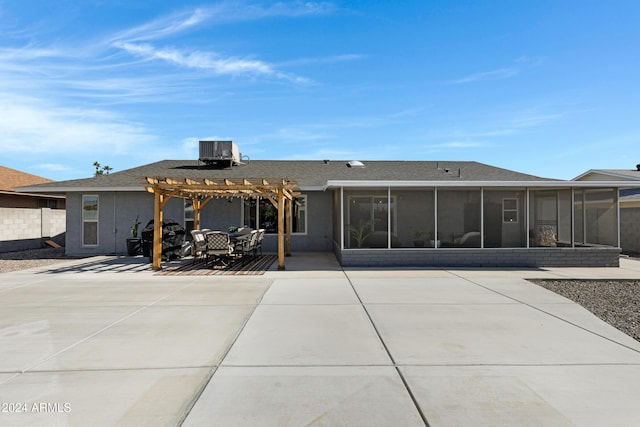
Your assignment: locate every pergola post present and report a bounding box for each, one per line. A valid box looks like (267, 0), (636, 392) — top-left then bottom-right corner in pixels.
(277, 186), (285, 270)
(285, 196), (292, 257)
(152, 191), (163, 271)
(193, 198), (201, 231)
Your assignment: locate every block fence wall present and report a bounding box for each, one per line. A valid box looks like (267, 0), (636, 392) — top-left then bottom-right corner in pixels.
(0, 207), (66, 252)
(335, 244), (621, 268)
(621, 207), (640, 255)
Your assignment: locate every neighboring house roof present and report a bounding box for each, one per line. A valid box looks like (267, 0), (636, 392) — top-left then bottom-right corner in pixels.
(0, 165), (65, 199)
(574, 168), (640, 181)
(16, 159), (556, 193)
(0, 165), (53, 191)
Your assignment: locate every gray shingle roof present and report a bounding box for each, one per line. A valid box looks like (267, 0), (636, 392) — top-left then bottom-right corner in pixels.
(18, 160), (553, 192)
(594, 169), (640, 180)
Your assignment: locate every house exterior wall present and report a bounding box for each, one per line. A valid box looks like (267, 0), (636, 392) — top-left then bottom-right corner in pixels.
(0, 207), (66, 252)
(64, 190), (333, 256)
(621, 207), (640, 255)
(66, 191), (158, 256)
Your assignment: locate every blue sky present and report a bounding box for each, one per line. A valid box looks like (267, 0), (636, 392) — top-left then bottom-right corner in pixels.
(1, 0), (639, 181)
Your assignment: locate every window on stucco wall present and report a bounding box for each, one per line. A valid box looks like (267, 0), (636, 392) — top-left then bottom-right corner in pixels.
(82, 195), (99, 246)
(242, 195), (307, 234)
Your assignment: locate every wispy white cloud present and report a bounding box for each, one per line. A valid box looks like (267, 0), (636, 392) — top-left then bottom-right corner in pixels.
(0, 2), (341, 171)
(108, 1), (335, 45)
(451, 67), (519, 84)
(107, 8), (211, 44)
(0, 93), (155, 155)
(35, 163), (73, 172)
(114, 42), (311, 83)
(107, 2), (336, 83)
(450, 56), (544, 85)
(280, 54), (365, 67)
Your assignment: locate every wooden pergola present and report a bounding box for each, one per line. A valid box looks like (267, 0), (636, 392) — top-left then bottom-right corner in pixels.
(144, 176), (299, 271)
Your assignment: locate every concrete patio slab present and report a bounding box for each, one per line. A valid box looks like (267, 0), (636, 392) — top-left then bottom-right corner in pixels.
(1, 253), (640, 426)
(222, 305), (391, 366)
(266, 252), (345, 278)
(367, 303), (640, 365)
(0, 282), (185, 307)
(344, 269), (456, 278)
(461, 277), (577, 304)
(349, 277), (514, 305)
(402, 364), (640, 427)
(34, 305), (254, 371)
(0, 367), (211, 427)
(154, 279), (272, 306)
(532, 303), (640, 351)
(0, 306), (139, 372)
(183, 366), (424, 427)
(260, 278), (358, 305)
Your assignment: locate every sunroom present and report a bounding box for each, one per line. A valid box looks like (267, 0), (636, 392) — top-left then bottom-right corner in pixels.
(330, 180), (624, 267)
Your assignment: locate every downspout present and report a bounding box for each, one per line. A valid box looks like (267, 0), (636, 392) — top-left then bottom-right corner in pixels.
(526, 188), (530, 248)
(114, 192), (117, 255)
(434, 187), (438, 249)
(571, 188), (575, 248)
(480, 187), (484, 248)
(616, 188), (621, 249)
(387, 187), (391, 249)
(340, 187), (344, 251)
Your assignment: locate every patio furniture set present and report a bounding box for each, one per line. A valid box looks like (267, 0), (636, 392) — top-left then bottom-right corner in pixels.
(191, 227), (266, 268)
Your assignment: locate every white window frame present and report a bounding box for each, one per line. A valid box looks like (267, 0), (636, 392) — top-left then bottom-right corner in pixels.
(291, 194), (307, 235)
(82, 194), (99, 246)
(502, 197), (519, 223)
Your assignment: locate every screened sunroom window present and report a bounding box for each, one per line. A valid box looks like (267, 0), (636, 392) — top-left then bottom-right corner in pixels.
(343, 190), (394, 248)
(437, 189), (481, 248)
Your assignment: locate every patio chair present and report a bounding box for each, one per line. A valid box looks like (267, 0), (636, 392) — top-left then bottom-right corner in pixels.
(255, 229), (266, 256)
(190, 230), (207, 264)
(236, 230), (259, 265)
(205, 231), (234, 267)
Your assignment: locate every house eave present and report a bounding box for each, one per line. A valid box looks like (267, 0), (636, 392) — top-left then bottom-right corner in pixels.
(324, 180), (639, 189)
(15, 186), (147, 193)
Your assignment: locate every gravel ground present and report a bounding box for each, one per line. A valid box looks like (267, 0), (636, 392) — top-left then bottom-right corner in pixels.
(0, 247), (70, 274)
(1, 249), (638, 343)
(529, 279), (640, 343)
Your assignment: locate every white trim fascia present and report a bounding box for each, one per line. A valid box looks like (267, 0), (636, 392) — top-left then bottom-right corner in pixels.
(298, 185), (325, 191)
(324, 180), (639, 189)
(15, 186), (147, 193)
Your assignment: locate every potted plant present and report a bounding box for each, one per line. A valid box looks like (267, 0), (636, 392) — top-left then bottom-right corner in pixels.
(410, 226), (425, 247)
(347, 220), (374, 248)
(126, 216), (142, 256)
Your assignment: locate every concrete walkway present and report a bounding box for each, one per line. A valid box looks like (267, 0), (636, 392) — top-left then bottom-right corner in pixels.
(1, 254), (640, 426)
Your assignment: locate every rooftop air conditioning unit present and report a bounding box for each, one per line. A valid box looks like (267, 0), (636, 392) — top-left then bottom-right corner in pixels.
(199, 140), (240, 168)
